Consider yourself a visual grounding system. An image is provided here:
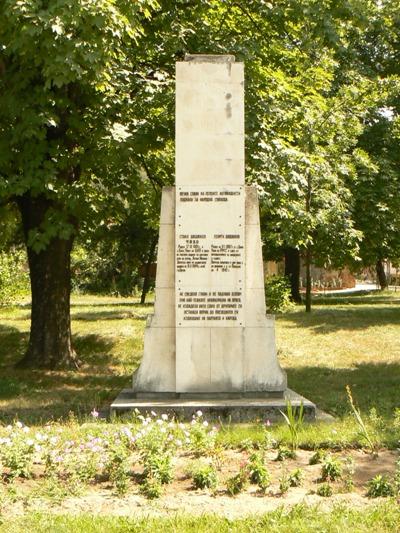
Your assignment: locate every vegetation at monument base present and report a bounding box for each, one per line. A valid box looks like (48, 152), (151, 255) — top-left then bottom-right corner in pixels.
(0, 292), (399, 526)
(0, 0), (400, 367)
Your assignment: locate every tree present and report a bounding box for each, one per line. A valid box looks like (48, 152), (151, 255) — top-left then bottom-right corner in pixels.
(0, 0), (158, 368)
(227, 0), (375, 311)
(347, 0), (400, 288)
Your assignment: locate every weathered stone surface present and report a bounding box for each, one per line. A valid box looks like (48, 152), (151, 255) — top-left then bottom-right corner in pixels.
(111, 388), (317, 422)
(132, 55), (287, 397)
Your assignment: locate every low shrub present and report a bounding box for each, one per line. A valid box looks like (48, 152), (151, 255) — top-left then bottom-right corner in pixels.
(191, 462), (218, 490)
(320, 454), (342, 482)
(265, 275), (294, 313)
(367, 475), (395, 498)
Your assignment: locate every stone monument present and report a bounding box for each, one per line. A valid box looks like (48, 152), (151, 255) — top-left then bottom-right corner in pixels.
(111, 55), (315, 419)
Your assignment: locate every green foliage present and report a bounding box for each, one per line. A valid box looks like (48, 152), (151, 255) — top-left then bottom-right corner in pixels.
(247, 452), (270, 491)
(288, 468), (304, 488)
(280, 400), (305, 452)
(105, 443), (130, 496)
(342, 456), (355, 492)
(367, 475), (395, 498)
(346, 385), (378, 454)
(275, 446), (296, 462)
(309, 449), (327, 465)
(142, 452), (173, 485)
(265, 276), (294, 313)
(317, 482), (333, 497)
(320, 455), (342, 482)
(226, 465), (248, 496)
(278, 470), (290, 495)
(139, 475), (163, 500)
(0, 423), (35, 478)
(0, 250), (29, 305)
(188, 413), (217, 457)
(190, 462), (218, 491)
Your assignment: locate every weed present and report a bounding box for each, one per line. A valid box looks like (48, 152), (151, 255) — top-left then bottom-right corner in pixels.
(275, 446), (296, 462)
(288, 468), (304, 487)
(320, 454), (342, 482)
(394, 458), (400, 493)
(317, 483), (333, 497)
(309, 449), (326, 465)
(226, 465), (248, 496)
(0, 422), (36, 479)
(278, 470), (290, 494)
(139, 475), (163, 499)
(346, 385), (377, 454)
(280, 399), (304, 452)
(105, 443), (130, 495)
(247, 452), (270, 491)
(367, 475), (395, 498)
(190, 462), (218, 490)
(142, 452), (173, 485)
(342, 456), (355, 492)
(188, 412), (218, 456)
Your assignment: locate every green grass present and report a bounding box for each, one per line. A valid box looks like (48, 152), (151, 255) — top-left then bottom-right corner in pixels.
(0, 291), (399, 445)
(1, 504), (400, 532)
(0, 295), (151, 423)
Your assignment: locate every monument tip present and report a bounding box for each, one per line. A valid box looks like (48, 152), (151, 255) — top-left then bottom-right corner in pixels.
(184, 54), (236, 63)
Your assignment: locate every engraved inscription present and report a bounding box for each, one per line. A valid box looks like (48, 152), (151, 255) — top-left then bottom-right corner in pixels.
(175, 186), (245, 327)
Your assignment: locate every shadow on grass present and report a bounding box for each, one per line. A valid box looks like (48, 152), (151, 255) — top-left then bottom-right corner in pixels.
(72, 310), (148, 321)
(0, 325), (139, 423)
(288, 362), (400, 418)
(312, 291), (400, 306)
(0, 324), (29, 367)
(281, 305), (400, 332)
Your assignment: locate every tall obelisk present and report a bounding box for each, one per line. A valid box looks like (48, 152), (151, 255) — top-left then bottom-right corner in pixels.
(133, 55), (286, 396)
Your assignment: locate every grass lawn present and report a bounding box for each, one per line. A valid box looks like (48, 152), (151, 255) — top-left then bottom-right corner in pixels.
(1, 504), (400, 532)
(0, 291), (399, 425)
(0, 291), (399, 530)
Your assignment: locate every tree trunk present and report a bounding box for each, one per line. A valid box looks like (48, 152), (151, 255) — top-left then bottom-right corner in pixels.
(305, 246), (312, 313)
(16, 194), (79, 369)
(284, 247), (302, 303)
(140, 236), (157, 305)
(376, 259), (388, 290)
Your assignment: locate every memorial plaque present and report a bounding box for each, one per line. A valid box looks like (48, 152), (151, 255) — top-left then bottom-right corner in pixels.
(176, 185), (244, 327)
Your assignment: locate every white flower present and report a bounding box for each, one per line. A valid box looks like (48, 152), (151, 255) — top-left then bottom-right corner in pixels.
(178, 423), (185, 430)
(49, 436), (58, 445)
(156, 419), (163, 425)
(160, 427), (167, 434)
(151, 411), (157, 417)
(34, 444), (41, 452)
(175, 439), (183, 447)
(23, 426), (30, 433)
(161, 414), (168, 421)
(16, 421), (23, 429)
(196, 410), (203, 417)
(202, 421), (209, 427)
(26, 439), (34, 446)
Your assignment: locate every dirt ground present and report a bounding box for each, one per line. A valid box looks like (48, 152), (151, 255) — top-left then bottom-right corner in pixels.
(2, 449), (399, 518)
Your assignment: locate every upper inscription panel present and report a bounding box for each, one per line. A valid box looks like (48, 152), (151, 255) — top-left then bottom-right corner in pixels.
(176, 186), (245, 327)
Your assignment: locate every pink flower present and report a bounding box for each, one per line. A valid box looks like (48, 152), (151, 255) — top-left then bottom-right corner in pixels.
(91, 408), (99, 418)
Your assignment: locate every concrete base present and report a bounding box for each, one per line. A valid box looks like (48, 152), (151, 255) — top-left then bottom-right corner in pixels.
(110, 388), (316, 422)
